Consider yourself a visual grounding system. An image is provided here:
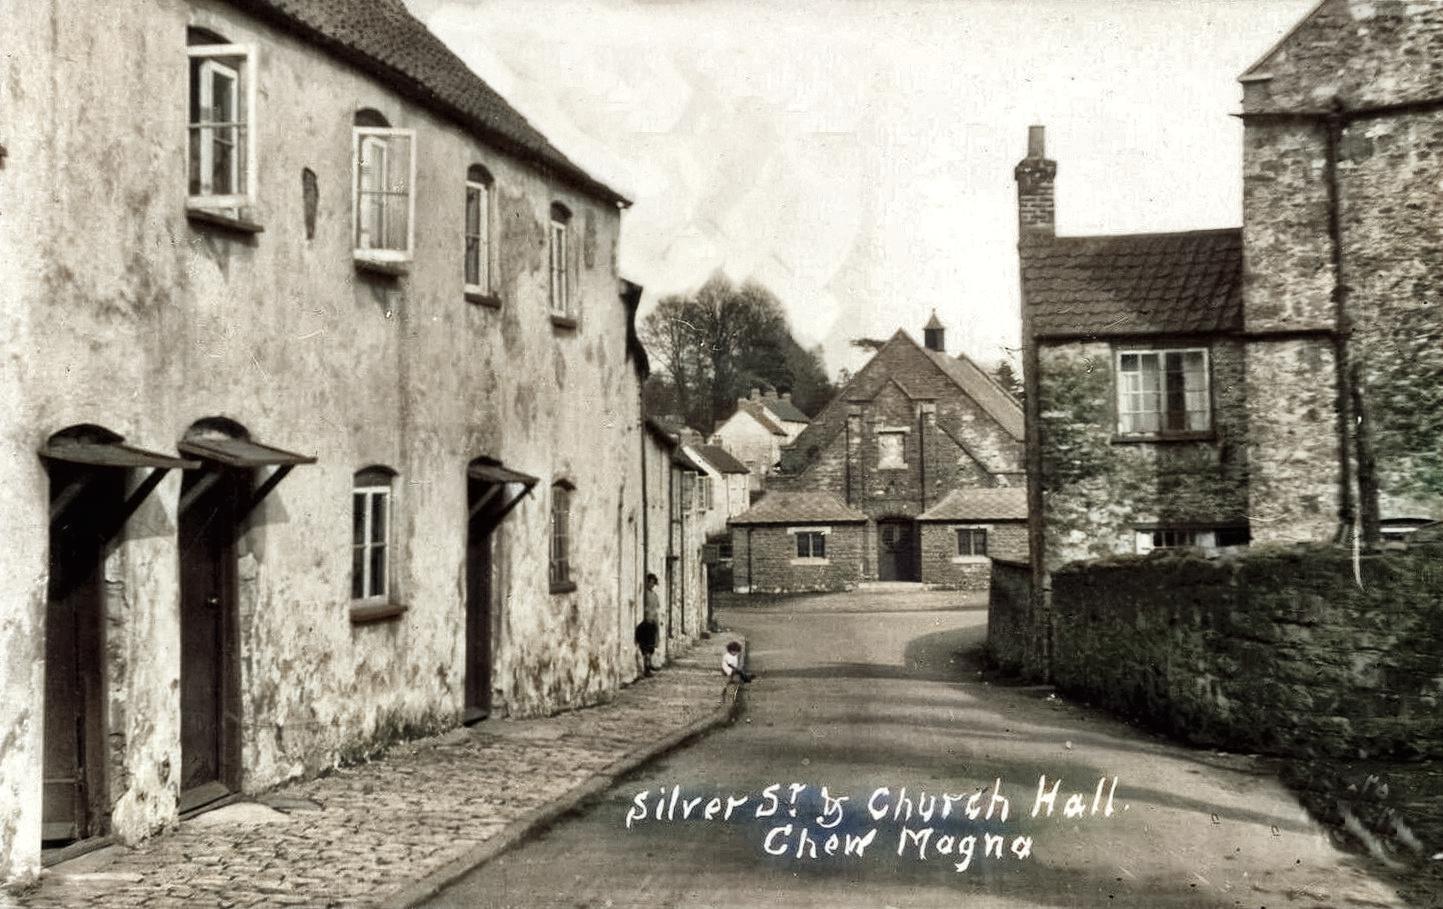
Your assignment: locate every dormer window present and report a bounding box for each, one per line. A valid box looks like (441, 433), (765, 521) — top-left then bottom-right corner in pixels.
(353, 109), (415, 267)
(187, 29), (255, 216)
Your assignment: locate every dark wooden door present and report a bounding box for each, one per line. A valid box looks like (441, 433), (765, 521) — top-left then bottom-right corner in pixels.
(178, 470), (240, 809)
(42, 468), (112, 843)
(464, 518), (493, 723)
(877, 520), (918, 582)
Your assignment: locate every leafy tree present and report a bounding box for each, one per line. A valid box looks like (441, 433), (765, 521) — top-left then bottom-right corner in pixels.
(639, 272), (833, 433)
(994, 360), (1023, 403)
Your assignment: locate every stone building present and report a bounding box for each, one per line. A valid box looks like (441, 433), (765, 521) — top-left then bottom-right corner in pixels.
(1012, 0), (1443, 672)
(682, 444), (753, 541)
(0, 0), (700, 886)
(762, 317), (1025, 588)
(642, 421), (709, 647)
(916, 487), (1029, 590)
(708, 389), (808, 491)
(729, 492), (869, 594)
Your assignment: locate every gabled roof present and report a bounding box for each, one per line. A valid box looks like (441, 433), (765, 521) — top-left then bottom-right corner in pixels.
(227, 0), (627, 206)
(731, 401), (788, 437)
(1238, 0), (1331, 82)
(1020, 229), (1243, 340)
(761, 397), (811, 424)
(924, 310), (946, 331)
(917, 342), (1024, 441)
(918, 487), (1028, 522)
(691, 445), (751, 475)
(730, 491), (867, 526)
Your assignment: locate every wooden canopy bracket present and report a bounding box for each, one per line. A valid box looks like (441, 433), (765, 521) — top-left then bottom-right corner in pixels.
(246, 464), (295, 517)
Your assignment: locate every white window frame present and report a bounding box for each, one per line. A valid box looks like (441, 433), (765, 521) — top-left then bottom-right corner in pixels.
(352, 126), (417, 264)
(952, 525), (990, 562)
(550, 484), (573, 590)
(1115, 347), (1212, 438)
(877, 429), (908, 469)
(789, 525), (831, 563)
(464, 177), (491, 295)
(549, 216), (571, 317)
(695, 475), (714, 512)
(352, 483), (392, 602)
(1134, 528), (1216, 555)
(187, 43), (257, 211)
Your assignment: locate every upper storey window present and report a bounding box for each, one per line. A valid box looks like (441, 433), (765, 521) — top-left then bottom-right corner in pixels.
(187, 29), (255, 214)
(1116, 348), (1211, 437)
(549, 203), (573, 320)
(353, 109), (415, 265)
(465, 165), (494, 297)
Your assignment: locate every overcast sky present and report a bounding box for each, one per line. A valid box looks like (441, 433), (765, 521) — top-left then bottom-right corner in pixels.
(406, 0), (1314, 376)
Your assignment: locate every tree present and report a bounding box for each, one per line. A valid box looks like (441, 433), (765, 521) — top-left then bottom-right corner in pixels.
(993, 360), (1023, 404)
(639, 273), (832, 433)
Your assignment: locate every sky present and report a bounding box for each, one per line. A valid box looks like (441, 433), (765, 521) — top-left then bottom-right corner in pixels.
(405, 0), (1316, 377)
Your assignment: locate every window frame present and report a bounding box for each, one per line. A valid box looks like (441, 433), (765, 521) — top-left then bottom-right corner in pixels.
(1114, 346), (1213, 440)
(351, 476), (393, 604)
(953, 525), (989, 560)
(876, 428), (908, 469)
(186, 42), (257, 212)
(1134, 527), (1216, 555)
(351, 125), (417, 265)
(550, 482), (575, 593)
(549, 206), (573, 319)
(464, 170), (494, 298)
(788, 526), (830, 563)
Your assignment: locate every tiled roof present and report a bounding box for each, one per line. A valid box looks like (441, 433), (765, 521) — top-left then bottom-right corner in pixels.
(729, 491), (867, 526)
(737, 402), (789, 437)
(761, 397), (811, 424)
(918, 487), (1028, 522)
(228, 0), (627, 205)
(1020, 229), (1243, 339)
(692, 445), (750, 475)
(920, 345), (1025, 441)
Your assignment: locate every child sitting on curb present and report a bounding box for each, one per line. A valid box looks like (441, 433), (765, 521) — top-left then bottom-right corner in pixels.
(722, 640), (754, 684)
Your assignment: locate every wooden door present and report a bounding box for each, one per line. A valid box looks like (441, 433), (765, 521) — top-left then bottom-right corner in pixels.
(464, 518), (493, 723)
(178, 470), (240, 810)
(877, 520), (918, 582)
(42, 468), (112, 843)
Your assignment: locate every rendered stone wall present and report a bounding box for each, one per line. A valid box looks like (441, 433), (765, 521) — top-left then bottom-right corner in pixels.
(1050, 547), (1443, 759)
(730, 525), (865, 594)
(1035, 341), (1250, 570)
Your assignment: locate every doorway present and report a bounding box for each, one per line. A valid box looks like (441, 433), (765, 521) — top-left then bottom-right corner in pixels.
(42, 463), (119, 844)
(877, 519), (919, 582)
(177, 467), (244, 812)
(464, 513), (493, 723)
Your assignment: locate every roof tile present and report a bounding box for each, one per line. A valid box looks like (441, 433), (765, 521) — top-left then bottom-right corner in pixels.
(730, 491), (868, 526)
(917, 487), (1028, 522)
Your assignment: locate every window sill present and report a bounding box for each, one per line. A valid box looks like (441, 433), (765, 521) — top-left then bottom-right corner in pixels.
(1112, 431), (1215, 445)
(465, 290), (502, 308)
(186, 207), (264, 235)
(349, 602), (408, 625)
(550, 314), (578, 331)
(951, 556), (991, 564)
(877, 464), (908, 471)
(790, 558), (830, 566)
(354, 254), (411, 277)
(550, 580), (578, 595)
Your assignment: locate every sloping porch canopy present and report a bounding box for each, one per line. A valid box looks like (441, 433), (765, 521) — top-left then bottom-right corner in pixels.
(467, 459), (540, 529)
(40, 424), (200, 531)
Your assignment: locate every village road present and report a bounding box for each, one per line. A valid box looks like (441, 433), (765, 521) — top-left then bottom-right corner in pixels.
(425, 590), (1402, 908)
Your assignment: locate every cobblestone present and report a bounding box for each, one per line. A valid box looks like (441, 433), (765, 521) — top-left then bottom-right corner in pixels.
(2, 642), (724, 909)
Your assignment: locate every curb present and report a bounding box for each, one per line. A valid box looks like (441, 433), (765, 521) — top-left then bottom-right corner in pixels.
(380, 670), (745, 909)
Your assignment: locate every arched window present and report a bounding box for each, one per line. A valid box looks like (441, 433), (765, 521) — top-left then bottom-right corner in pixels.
(464, 165), (494, 297)
(548, 203), (573, 319)
(352, 466), (396, 601)
(187, 27), (254, 210)
(549, 481), (574, 591)
(353, 109), (414, 262)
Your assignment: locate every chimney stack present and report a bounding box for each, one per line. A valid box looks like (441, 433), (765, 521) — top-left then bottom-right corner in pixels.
(923, 310), (946, 353)
(1014, 125), (1057, 239)
(750, 388), (761, 401)
(781, 392), (792, 402)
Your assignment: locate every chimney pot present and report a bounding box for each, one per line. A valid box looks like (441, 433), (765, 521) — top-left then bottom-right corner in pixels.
(782, 392), (792, 401)
(1027, 125), (1046, 158)
(750, 388), (760, 400)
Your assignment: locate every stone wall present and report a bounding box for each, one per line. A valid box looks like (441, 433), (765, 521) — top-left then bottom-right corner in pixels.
(919, 522), (1027, 590)
(985, 559), (1033, 676)
(0, 0), (655, 884)
(1035, 340), (1250, 569)
(730, 524), (865, 593)
(1050, 546), (1443, 759)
